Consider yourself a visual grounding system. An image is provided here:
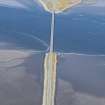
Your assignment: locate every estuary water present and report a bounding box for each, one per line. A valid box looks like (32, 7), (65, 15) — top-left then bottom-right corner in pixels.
(0, 2), (105, 105)
(0, 4), (105, 54)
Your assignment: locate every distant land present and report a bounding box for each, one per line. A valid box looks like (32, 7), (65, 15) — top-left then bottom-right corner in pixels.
(38, 0), (81, 13)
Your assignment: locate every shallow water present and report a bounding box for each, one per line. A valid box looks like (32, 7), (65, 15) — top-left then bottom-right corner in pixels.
(0, 50), (105, 105)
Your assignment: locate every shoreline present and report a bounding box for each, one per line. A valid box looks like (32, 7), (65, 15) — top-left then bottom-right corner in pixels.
(0, 49), (105, 56)
(38, 0), (81, 13)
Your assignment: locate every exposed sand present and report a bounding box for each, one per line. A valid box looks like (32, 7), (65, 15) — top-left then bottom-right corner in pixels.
(0, 50), (30, 61)
(0, 50), (32, 68)
(38, 0), (81, 13)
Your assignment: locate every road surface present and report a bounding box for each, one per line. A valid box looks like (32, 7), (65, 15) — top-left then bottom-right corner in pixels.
(42, 52), (57, 105)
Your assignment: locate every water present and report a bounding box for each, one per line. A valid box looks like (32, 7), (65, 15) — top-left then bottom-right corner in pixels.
(0, 3), (105, 105)
(0, 5), (105, 54)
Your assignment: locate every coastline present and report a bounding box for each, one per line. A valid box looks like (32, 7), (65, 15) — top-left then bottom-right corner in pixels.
(38, 0), (81, 13)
